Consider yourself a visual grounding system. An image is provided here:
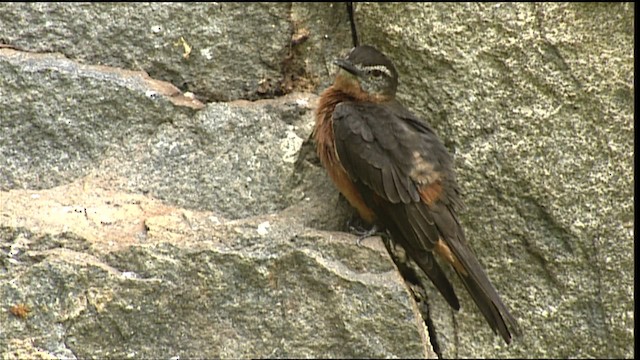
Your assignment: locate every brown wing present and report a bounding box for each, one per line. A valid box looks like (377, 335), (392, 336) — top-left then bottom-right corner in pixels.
(332, 100), (520, 343)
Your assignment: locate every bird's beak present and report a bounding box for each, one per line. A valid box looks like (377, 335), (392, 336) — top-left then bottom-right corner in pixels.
(333, 59), (361, 76)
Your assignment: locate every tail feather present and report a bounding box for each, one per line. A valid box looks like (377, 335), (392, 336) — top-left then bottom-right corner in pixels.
(384, 218), (461, 311)
(455, 267), (516, 343)
(413, 251), (461, 311)
(448, 237), (521, 343)
(428, 203), (520, 343)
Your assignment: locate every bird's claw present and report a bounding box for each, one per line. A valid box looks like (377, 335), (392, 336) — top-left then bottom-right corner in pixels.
(349, 224), (380, 247)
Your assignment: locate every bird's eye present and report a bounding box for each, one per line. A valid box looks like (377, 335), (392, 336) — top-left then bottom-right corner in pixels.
(370, 69), (383, 77)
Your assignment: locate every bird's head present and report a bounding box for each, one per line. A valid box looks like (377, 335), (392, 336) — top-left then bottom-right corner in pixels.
(333, 45), (399, 102)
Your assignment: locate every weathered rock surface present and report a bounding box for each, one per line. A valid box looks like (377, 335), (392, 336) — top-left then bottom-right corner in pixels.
(1, 3), (633, 359)
(1, 182), (427, 358)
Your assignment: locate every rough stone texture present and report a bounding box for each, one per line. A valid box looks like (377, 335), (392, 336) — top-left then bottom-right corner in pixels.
(0, 49), (203, 192)
(353, 3), (634, 358)
(0, 184), (426, 358)
(0, 3), (292, 102)
(0, 2), (634, 359)
(0, 47), (430, 357)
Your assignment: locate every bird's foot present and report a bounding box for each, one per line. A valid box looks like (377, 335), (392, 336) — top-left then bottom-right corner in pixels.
(347, 216), (384, 247)
(354, 225), (381, 247)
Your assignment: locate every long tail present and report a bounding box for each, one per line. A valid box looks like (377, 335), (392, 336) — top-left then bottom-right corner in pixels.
(446, 237), (521, 343)
(392, 199), (520, 344)
(383, 218), (461, 311)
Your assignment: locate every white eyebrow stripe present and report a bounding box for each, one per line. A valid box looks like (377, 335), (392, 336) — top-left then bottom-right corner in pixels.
(360, 64), (392, 77)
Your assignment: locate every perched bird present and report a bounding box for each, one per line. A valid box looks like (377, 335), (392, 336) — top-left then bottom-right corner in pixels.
(313, 45), (520, 343)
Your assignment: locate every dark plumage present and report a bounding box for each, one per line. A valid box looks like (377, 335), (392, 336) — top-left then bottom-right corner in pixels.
(313, 45), (520, 343)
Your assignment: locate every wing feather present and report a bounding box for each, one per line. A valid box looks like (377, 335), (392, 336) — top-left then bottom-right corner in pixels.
(332, 100), (518, 343)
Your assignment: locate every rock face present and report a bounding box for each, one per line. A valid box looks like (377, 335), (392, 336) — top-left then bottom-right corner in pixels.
(0, 3), (633, 359)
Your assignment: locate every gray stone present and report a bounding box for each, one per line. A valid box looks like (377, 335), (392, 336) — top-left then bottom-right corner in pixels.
(353, 3), (634, 358)
(0, 2), (633, 359)
(0, 3), (292, 101)
(0, 45), (430, 358)
(0, 48), (201, 192)
(0, 219), (425, 359)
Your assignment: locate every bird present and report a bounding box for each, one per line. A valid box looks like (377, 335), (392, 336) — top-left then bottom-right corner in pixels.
(312, 45), (520, 344)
